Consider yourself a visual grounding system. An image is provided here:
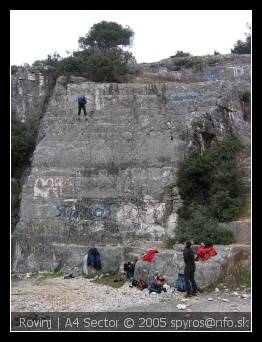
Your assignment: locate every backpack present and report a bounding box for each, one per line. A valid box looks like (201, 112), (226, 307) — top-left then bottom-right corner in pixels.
(78, 96), (86, 104)
(176, 273), (186, 292)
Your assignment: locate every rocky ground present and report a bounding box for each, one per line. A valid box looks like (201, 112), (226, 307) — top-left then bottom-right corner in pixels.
(11, 273), (251, 313)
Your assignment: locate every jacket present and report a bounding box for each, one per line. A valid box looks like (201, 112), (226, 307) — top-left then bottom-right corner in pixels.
(183, 246), (196, 271)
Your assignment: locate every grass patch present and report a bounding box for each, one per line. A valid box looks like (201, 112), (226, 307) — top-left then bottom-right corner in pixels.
(203, 280), (221, 294)
(81, 273), (96, 279)
(34, 271), (66, 284)
(92, 271), (127, 288)
(203, 264), (251, 293)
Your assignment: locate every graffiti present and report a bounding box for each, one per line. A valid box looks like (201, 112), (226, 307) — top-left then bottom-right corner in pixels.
(56, 203), (113, 220)
(158, 66), (168, 74)
(228, 66), (244, 77)
(34, 177), (74, 199)
(171, 94), (200, 104)
(228, 65), (250, 78)
(192, 70), (221, 80)
(233, 111), (243, 120)
(26, 226), (64, 234)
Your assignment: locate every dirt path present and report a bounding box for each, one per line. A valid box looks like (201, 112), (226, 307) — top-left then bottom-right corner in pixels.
(11, 274), (251, 313)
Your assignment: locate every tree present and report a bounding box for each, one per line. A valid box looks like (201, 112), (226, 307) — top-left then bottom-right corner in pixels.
(85, 47), (135, 82)
(78, 21), (134, 49)
(231, 23), (251, 54)
(172, 50), (191, 57)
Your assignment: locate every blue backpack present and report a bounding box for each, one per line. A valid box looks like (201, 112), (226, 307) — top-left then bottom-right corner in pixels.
(176, 273), (186, 292)
(78, 96), (86, 104)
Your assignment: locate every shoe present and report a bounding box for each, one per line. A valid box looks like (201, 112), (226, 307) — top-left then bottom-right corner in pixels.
(192, 292), (197, 296)
(185, 293), (192, 298)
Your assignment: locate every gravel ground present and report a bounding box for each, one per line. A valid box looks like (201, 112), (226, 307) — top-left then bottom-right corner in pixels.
(11, 274), (251, 312)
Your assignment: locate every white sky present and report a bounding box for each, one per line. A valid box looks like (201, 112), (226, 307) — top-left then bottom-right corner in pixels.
(10, 10), (252, 65)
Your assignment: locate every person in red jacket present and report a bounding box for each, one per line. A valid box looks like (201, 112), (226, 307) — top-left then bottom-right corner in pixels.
(205, 241), (217, 257)
(143, 249), (159, 262)
(195, 243), (209, 261)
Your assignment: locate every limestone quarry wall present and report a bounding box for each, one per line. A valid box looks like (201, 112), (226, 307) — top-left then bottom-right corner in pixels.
(11, 54), (251, 273)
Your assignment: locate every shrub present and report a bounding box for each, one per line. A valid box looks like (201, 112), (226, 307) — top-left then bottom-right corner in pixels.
(176, 138), (247, 244)
(191, 57), (204, 72)
(11, 65), (19, 75)
(171, 51), (191, 58)
(85, 48), (135, 82)
(11, 178), (21, 231)
(176, 203), (234, 244)
(239, 90), (250, 103)
(11, 118), (35, 178)
(231, 24), (251, 54)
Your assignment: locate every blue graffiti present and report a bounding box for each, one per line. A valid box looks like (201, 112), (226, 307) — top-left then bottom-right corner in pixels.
(192, 70), (221, 80)
(171, 95), (199, 104)
(56, 203), (112, 219)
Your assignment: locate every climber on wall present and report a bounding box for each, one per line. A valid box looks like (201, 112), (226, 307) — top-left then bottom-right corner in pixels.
(78, 95), (88, 119)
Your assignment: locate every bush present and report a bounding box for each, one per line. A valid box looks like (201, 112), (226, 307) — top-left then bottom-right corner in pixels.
(171, 51), (191, 57)
(11, 178), (21, 231)
(11, 118), (35, 178)
(85, 48), (135, 82)
(239, 90), (250, 103)
(176, 139), (247, 244)
(11, 65), (19, 75)
(176, 204), (234, 244)
(231, 24), (251, 54)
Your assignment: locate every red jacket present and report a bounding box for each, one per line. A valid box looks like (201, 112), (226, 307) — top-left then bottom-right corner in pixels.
(143, 249), (158, 262)
(206, 247), (217, 257)
(196, 245), (209, 260)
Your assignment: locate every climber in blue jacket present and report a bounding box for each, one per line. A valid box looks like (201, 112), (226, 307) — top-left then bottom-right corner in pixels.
(78, 95), (87, 118)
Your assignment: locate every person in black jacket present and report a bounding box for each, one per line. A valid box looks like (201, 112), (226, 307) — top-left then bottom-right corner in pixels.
(183, 240), (198, 297)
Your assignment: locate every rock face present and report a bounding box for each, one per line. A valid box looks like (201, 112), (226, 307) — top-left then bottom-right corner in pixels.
(11, 66), (56, 134)
(134, 245), (251, 289)
(12, 54), (251, 273)
(220, 220), (251, 243)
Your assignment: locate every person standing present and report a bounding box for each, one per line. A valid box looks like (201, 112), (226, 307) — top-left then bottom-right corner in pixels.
(183, 240), (198, 297)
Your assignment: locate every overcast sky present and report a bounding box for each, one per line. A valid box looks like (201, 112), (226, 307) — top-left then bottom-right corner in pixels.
(10, 10), (252, 65)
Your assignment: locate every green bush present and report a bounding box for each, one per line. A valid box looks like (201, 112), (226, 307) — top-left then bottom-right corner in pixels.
(11, 178), (21, 231)
(11, 117), (35, 178)
(171, 51), (191, 58)
(85, 48), (134, 82)
(176, 138), (247, 244)
(239, 90), (250, 103)
(11, 65), (19, 74)
(176, 203), (234, 244)
(231, 24), (251, 54)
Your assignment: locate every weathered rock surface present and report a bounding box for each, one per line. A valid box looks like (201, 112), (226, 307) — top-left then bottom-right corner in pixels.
(11, 65), (56, 134)
(12, 54), (251, 273)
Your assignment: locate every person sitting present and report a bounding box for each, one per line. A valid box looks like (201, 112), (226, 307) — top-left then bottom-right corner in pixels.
(149, 276), (166, 294)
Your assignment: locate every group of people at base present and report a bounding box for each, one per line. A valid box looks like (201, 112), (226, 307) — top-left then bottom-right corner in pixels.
(84, 240), (217, 298)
